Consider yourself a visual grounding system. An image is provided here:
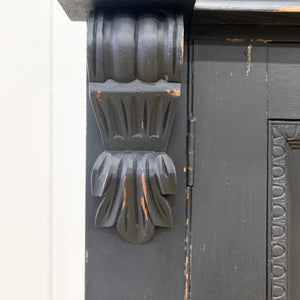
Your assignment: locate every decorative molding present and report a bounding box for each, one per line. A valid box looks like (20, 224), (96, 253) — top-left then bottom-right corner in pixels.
(58, 0), (195, 21)
(58, 0), (300, 22)
(194, 1), (300, 12)
(270, 123), (300, 300)
(87, 11), (184, 243)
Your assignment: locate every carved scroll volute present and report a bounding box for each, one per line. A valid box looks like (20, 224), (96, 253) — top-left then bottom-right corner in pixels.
(87, 11), (184, 244)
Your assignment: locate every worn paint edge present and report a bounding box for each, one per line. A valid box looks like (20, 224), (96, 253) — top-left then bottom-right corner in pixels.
(194, 1), (300, 12)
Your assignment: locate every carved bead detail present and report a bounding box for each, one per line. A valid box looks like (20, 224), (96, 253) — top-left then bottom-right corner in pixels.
(87, 12), (184, 83)
(270, 123), (300, 299)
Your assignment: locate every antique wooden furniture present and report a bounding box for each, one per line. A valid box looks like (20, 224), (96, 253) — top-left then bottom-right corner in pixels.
(57, 1), (300, 299)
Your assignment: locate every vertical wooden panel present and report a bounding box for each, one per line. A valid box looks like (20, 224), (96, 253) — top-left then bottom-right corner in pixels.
(288, 149), (300, 300)
(52, 2), (86, 300)
(192, 42), (268, 299)
(268, 44), (300, 119)
(0, 1), (52, 299)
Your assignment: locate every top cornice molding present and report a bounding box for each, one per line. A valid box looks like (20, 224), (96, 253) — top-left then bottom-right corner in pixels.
(194, 1), (300, 12)
(58, 0), (300, 22)
(58, 0), (195, 21)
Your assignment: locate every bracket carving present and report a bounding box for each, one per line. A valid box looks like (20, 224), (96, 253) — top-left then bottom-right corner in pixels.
(87, 11), (184, 244)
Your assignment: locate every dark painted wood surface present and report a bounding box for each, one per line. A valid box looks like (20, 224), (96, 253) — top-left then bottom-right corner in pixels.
(191, 42), (268, 299)
(58, 0), (194, 21)
(192, 1), (300, 25)
(85, 42), (188, 299)
(194, 1), (300, 12)
(84, 22), (300, 299)
(268, 44), (300, 119)
(269, 122), (300, 300)
(288, 145), (300, 300)
(58, 0), (300, 23)
(87, 12), (184, 244)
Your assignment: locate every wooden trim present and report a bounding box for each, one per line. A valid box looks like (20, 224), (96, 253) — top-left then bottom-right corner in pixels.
(269, 122), (300, 299)
(194, 1), (300, 12)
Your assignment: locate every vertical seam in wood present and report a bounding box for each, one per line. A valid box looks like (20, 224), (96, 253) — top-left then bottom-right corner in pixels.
(184, 32), (193, 300)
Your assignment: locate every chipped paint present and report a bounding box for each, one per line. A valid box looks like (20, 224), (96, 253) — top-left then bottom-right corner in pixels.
(183, 167), (187, 173)
(221, 5), (235, 10)
(122, 176), (127, 209)
(141, 173), (149, 204)
(184, 255), (190, 300)
(226, 38), (272, 44)
(141, 197), (149, 220)
(226, 38), (246, 43)
(122, 186), (126, 209)
(255, 39), (272, 44)
(181, 31), (184, 65)
(96, 91), (102, 101)
(166, 88), (181, 97)
(230, 72), (233, 76)
(186, 187), (190, 200)
(85, 249), (89, 263)
(246, 44), (253, 76)
(278, 6), (300, 12)
(185, 218), (189, 226)
(102, 172), (109, 191)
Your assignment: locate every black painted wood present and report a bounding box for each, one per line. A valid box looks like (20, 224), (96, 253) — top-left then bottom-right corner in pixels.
(192, 0), (300, 25)
(191, 42), (268, 299)
(58, 0), (195, 21)
(85, 41), (188, 300)
(194, 1), (300, 12)
(58, 0), (300, 24)
(268, 44), (300, 119)
(269, 122), (300, 300)
(87, 12), (184, 244)
(55, 0), (300, 297)
(190, 24), (300, 42)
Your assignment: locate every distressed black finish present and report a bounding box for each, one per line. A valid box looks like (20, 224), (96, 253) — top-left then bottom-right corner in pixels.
(269, 122), (300, 300)
(58, 0), (300, 22)
(58, 0), (194, 21)
(194, 1), (300, 11)
(87, 12), (184, 244)
(85, 43), (188, 300)
(56, 0), (300, 299)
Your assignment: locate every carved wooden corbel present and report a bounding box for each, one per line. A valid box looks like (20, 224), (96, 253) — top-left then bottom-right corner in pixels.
(87, 11), (184, 244)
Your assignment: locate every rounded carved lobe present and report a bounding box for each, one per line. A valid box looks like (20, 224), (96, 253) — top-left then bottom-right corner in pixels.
(87, 12), (184, 83)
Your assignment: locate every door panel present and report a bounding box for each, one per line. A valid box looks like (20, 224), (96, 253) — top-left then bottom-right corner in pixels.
(191, 42), (268, 300)
(268, 44), (300, 119)
(269, 122), (300, 300)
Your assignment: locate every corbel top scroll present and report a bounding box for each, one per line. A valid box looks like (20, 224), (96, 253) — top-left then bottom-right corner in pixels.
(87, 12), (184, 83)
